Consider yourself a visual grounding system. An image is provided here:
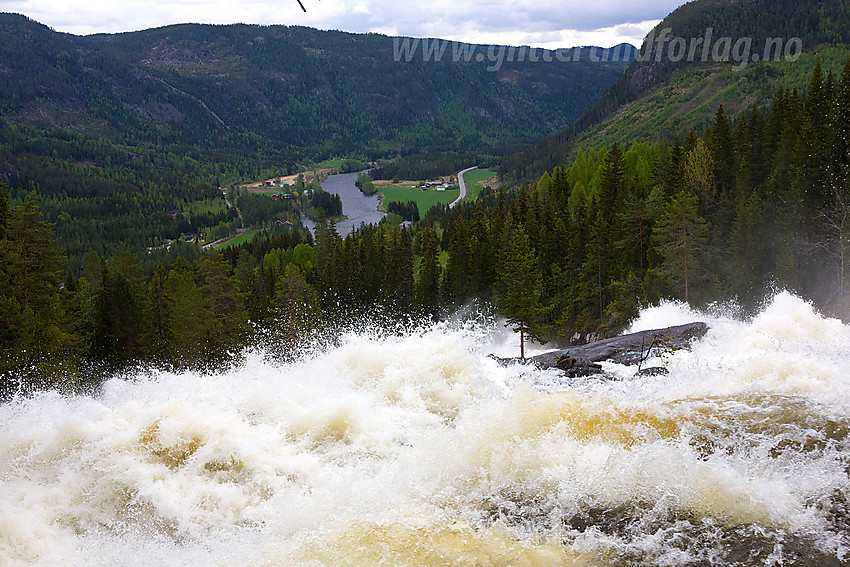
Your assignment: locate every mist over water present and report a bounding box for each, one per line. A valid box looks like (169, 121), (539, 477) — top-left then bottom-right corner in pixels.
(2, 291), (850, 566)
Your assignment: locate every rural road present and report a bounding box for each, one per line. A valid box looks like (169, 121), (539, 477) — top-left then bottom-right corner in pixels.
(450, 166), (478, 208)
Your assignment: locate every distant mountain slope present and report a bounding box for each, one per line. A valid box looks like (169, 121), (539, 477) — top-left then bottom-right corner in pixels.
(505, 0), (850, 180)
(0, 13), (632, 160)
(0, 13), (634, 265)
(572, 47), (850, 152)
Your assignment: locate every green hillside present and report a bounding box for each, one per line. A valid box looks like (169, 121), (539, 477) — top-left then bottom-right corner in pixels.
(0, 13), (632, 265)
(505, 0), (850, 180)
(0, 13), (631, 158)
(574, 47), (850, 151)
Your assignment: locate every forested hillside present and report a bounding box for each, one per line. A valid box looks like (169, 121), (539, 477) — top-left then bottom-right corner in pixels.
(0, 14), (631, 156)
(6, 57), (850, 388)
(505, 0), (850, 180)
(570, 48), (850, 151)
(7, 0), (850, 389)
(0, 13), (631, 265)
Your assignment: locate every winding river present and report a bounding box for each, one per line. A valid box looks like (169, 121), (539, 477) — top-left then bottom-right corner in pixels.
(302, 171), (385, 235)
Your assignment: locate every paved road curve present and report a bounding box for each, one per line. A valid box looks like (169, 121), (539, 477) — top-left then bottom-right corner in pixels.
(450, 166), (478, 208)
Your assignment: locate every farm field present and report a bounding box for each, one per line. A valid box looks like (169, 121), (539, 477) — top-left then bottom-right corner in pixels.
(214, 229), (260, 249)
(461, 169), (497, 201)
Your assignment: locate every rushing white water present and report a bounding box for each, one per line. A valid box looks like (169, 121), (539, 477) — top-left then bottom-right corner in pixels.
(2, 291), (850, 566)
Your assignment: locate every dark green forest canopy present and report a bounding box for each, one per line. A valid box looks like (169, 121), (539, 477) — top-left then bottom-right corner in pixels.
(0, 14), (630, 154)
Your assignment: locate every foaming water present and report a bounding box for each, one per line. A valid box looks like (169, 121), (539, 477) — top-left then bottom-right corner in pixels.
(2, 292), (850, 566)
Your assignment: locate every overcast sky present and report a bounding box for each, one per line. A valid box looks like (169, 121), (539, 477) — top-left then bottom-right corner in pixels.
(1, 0), (689, 48)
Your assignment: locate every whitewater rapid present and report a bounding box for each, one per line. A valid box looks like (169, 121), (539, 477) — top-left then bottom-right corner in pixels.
(2, 291), (849, 566)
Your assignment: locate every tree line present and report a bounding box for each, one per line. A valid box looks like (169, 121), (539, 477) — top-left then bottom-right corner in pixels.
(386, 201), (420, 222)
(434, 57), (850, 339)
(4, 59), (850, 391)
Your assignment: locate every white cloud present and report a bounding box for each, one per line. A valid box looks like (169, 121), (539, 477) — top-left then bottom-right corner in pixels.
(0, 0), (688, 47)
(431, 19), (661, 49)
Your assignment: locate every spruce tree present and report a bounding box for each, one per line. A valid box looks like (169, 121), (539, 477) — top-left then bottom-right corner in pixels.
(398, 227), (415, 312)
(0, 192), (70, 381)
(650, 191), (711, 303)
(274, 264), (319, 353)
(444, 217), (471, 305)
(165, 258), (211, 368)
(684, 139), (717, 215)
(469, 203), (491, 298)
(148, 264), (174, 366)
(496, 223), (543, 359)
(415, 227), (441, 315)
(711, 105), (737, 204)
(590, 143), (626, 320)
(199, 249), (247, 360)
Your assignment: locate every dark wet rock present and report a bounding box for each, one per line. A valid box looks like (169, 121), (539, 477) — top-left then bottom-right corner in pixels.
(562, 504), (638, 537)
(478, 492), (554, 535)
(559, 504), (848, 567)
(523, 322), (708, 372)
(634, 366), (669, 377)
(554, 355), (603, 377)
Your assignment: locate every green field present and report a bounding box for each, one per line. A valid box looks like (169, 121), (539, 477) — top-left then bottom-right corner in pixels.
(313, 158), (345, 169)
(378, 184), (459, 217)
(462, 169), (497, 201)
(214, 229), (259, 249)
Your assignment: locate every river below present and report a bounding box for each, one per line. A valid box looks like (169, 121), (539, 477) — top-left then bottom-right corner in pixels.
(302, 171), (384, 236)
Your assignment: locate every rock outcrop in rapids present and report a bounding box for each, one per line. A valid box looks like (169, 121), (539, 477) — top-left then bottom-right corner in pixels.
(495, 322), (709, 377)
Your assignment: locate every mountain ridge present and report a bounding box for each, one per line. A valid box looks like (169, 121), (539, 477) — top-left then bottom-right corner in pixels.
(0, 12), (632, 264)
(503, 0), (850, 181)
(0, 12), (632, 159)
